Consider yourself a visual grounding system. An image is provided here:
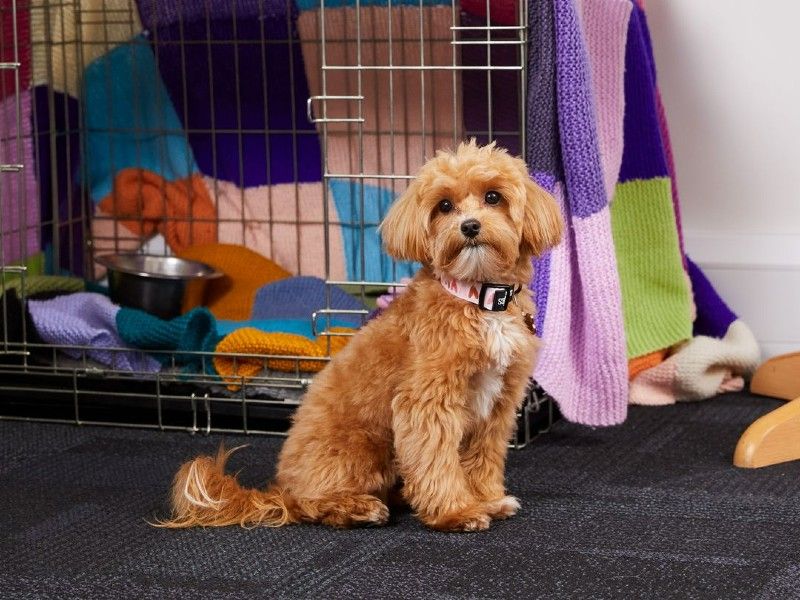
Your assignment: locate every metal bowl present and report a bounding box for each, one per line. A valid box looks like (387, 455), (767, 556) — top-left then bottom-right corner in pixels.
(95, 254), (223, 320)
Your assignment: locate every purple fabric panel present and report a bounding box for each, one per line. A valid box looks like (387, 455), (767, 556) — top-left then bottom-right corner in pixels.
(136, 0), (288, 30)
(33, 86), (85, 276)
(151, 13), (321, 187)
(530, 171), (556, 334)
(617, 5), (669, 182)
(526, 0), (562, 179)
(460, 12), (521, 156)
(28, 293), (161, 372)
(1, 90), (39, 264)
(553, 0), (607, 219)
(686, 256), (737, 338)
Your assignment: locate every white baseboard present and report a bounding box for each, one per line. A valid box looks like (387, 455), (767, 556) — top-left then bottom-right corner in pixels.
(684, 231), (800, 359)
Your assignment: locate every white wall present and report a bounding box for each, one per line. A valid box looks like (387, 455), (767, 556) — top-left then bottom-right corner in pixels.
(648, 0), (800, 358)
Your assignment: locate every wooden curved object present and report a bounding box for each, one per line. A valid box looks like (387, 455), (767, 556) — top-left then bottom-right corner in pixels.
(750, 352), (800, 400)
(734, 396), (800, 468)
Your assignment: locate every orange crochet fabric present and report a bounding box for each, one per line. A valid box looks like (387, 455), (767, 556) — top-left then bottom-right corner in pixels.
(178, 244), (291, 320)
(214, 327), (354, 389)
(628, 349), (668, 381)
(98, 168), (217, 253)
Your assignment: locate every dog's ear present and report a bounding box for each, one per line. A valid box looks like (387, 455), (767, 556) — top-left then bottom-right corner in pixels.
(379, 180), (428, 262)
(520, 177), (563, 257)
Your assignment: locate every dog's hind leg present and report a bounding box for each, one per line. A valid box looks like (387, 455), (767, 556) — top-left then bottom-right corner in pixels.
(293, 494), (390, 528)
(275, 415), (396, 528)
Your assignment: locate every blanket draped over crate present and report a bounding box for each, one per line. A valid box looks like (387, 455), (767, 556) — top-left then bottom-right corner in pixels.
(526, 0), (758, 425)
(14, 0), (759, 423)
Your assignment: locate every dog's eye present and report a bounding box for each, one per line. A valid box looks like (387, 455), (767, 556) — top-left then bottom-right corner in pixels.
(485, 191), (502, 205)
(438, 199), (453, 213)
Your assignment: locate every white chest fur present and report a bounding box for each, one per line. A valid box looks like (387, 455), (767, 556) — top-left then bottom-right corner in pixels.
(471, 312), (529, 420)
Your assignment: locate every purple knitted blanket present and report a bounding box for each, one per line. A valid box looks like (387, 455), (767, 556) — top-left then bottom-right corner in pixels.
(28, 293), (160, 372)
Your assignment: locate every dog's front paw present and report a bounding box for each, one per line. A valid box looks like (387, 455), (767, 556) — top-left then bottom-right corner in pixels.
(485, 495), (520, 520)
(424, 506), (492, 533)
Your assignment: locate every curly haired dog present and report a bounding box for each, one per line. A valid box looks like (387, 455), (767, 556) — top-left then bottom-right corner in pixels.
(162, 140), (562, 532)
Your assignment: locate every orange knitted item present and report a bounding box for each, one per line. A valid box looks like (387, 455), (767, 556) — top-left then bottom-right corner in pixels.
(214, 326), (354, 389)
(97, 168), (217, 253)
(177, 244), (291, 320)
(628, 349), (668, 381)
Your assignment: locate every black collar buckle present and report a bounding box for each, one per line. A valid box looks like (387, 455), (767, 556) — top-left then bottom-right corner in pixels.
(478, 283), (519, 312)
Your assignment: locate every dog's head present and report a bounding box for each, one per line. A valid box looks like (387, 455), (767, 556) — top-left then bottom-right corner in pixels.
(380, 140), (563, 282)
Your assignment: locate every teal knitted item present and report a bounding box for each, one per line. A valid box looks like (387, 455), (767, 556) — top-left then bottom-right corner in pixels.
(116, 306), (220, 370)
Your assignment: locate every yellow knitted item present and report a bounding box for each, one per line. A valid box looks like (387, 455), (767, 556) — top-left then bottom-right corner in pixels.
(177, 244), (290, 320)
(214, 326), (354, 388)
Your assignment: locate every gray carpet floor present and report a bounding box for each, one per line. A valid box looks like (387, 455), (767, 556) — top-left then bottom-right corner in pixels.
(2, 391), (799, 599)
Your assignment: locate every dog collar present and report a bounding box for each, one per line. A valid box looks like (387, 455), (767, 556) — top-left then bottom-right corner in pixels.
(438, 275), (521, 312)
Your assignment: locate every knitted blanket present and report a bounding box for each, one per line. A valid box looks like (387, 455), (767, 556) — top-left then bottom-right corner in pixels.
(214, 326), (353, 387)
(527, 0), (629, 426)
(1, 0), (30, 102)
(1, 89), (39, 264)
(296, 0), (458, 282)
(528, 0), (757, 424)
(94, 169), (217, 256)
(629, 258), (760, 405)
(30, 0), (142, 98)
(251, 276), (368, 328)
(144, 0), (321, 189)
(27, 292), (160, 372)
(32, 86), (83, 276)
(116, 306), (220, 370)
(176, 244), (290, 320)
(82, 36), (198, 204)
(205, 178), (345, 281)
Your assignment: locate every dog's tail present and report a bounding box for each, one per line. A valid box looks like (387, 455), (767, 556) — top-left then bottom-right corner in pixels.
(155, 445), (298, 528)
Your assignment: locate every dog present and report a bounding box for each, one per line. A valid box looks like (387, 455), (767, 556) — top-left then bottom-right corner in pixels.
(161, 140), (562, 532)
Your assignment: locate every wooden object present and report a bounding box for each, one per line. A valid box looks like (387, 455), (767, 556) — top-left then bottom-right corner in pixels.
(734, 352), (800, 468)
(734, 396), (800, 468)
(750, 352), (800, 400)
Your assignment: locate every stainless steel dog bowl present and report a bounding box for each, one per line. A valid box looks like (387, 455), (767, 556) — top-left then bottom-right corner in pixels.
(95, 254), (222, 320)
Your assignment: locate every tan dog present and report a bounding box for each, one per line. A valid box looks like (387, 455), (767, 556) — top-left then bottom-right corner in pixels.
(162, 140), (562, 532)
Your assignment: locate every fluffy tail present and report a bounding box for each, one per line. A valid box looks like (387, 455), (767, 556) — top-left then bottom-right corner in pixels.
(156, 445), (297, 528)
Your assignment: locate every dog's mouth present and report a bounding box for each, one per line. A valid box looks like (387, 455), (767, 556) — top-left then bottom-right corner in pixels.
(439, 241), (498, 281)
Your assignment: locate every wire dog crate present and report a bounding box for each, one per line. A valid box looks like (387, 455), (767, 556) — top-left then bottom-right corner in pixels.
(0, 0), (555, 446)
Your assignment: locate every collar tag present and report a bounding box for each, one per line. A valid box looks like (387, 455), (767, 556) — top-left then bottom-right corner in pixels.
(478, 283), (515, 311)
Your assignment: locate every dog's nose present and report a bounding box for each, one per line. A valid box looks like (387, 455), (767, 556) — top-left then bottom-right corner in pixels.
(460, 218), (481, 238)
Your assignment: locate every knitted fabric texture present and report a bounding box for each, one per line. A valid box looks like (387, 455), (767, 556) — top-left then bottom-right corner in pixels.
(1, 90), (39, 264)
(27, 292), (160, 372)
(1, 1), (30, 102)
(214, 326), (353, 387)
(297, 1), (456, 282)
(629, 258), (759, 405)
(31, 0), (142, 97)
(0, 275), (84, 299)
(148, 1), (321, 188)
(526, 0), (629, 426)
(251, 276), (368, 328)
(204, 177), (346, 281)
(96, 169), (217, 255)
(82, 35), (197, 203)
(177, 244), (290, 320)
(217, 318), (355, 338)
(610, 4), (692, 359)
(32, 86), (85, 277)
(116, 306), (220, 370)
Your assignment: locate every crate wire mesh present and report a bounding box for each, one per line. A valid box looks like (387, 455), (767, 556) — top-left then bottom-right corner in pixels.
(0, 0), (554, 445)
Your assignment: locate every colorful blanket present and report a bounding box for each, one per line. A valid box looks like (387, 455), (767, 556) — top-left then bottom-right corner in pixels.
(527, 0), (757, 424)
(296, 0), (458, 282)
(0, 89), (39, 264)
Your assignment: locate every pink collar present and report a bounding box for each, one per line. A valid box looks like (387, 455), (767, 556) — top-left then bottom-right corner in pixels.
(438, 274), (521, 312)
